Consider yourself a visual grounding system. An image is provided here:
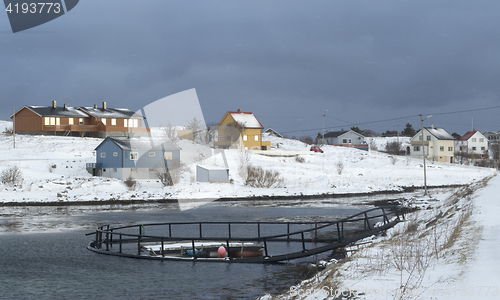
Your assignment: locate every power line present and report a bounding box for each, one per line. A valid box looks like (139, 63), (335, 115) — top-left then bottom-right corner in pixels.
(424, 105), (500, 116)
(279, 104), (500, 135)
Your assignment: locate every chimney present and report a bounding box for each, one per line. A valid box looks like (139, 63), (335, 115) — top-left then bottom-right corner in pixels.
(102, 102), (107, 109)
(94, 104), (97, 109)
(64, 104), (67, 109)
(52, 100), (56, 108)
(431, 124), (434, 129)
(237, 108), (242, 112)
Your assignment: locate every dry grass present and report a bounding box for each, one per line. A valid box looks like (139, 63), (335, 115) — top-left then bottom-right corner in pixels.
(245, 165), (285, 188)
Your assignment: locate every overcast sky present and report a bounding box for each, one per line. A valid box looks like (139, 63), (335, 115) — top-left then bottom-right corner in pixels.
(2, 0), (500, 137)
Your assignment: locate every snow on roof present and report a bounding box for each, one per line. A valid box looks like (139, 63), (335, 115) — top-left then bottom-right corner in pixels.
(79, 107), (142, 119)
(228, 111), (263, 129)
(197, 165), (229, 171)
(24, 106), (89, 117)
(425, 127), (455, 140)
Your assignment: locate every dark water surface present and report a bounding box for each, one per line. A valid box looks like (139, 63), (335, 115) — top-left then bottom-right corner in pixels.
(0, 200), (370, 299)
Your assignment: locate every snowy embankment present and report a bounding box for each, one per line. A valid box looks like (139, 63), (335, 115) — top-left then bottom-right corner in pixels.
(262, 174), (499, 300)
(0, 123), (493, 204)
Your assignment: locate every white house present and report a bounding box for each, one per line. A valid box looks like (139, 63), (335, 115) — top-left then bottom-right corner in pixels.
(323, 130), (368, 150)
(409, 125), (455, 163)
(456, 130), (488, 158)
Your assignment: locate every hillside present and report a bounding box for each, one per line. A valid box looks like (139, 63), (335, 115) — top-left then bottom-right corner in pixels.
(0, 125), (493, 206)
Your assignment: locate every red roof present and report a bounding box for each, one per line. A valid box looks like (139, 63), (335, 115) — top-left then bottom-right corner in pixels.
(458, 130), (477, 141)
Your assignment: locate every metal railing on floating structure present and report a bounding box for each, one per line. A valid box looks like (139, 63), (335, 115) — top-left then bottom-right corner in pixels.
(85, 206), (404, 263)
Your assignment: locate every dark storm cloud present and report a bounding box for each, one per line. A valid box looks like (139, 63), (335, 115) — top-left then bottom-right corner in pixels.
(1, 0), (500, 133)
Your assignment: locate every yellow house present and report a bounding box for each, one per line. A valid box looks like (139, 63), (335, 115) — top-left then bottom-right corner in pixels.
(409, 125), (455, 163)
(214, 109), (271, 150)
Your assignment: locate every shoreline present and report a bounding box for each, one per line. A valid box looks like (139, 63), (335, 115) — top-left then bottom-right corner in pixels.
(0, 183), (466, 207)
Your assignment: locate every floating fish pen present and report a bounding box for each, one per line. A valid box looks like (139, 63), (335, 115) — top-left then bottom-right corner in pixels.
(86, 207), (404, 263)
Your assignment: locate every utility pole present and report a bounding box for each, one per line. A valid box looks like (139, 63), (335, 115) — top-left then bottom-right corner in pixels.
(322, 109), (328, 145)
(397, 123), (400, 144)
(13, 106), (16, 148)
(420, 114), (432, 196)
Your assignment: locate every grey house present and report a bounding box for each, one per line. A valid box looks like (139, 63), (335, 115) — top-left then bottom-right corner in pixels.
(323, 130), (368, 150)
(89, 137), (180, 180)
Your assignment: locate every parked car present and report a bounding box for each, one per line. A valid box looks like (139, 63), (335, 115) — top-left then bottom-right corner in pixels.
(310, 146), (323, 153)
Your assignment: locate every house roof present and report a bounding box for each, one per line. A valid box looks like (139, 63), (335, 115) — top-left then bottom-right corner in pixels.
(324, 130), (365, 138)
(415, 127), (455, 140)
(10, 105), (142, 119)
(225, 109), (264, 129)
(264, 127), (283, 137)
(11, 106), (89, 118)
(97, 137), (180, 151)
(79, 107), (142, 119)
(197, 165), (229, 171)
(458, 130), (478, 141)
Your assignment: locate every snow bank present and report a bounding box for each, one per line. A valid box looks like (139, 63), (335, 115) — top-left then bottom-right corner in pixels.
(264, 175), (500, 300)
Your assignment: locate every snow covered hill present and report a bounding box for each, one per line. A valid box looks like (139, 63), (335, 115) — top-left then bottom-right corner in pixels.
(0, 127), (493, 204)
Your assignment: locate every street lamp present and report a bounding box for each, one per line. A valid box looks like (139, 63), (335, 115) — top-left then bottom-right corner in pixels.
(322, 109), (328, 145)
(420, 114), (432, 196)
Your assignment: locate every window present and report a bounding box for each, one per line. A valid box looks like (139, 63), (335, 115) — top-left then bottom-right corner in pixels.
(164, 152), (172, 160)
(102, 118), (106, 125)
(113, 168), (117, 172)
(113, 152), (118, 157)
(111, 118), (116, 126)
(130, 152), (138, 160)
(348, 139), (352, 143)
(419, 136), (422, 141)
(472, 147), (477, 151)
(414, 146), (420, 151)
(472, 138), (476, 142)
(448, 147), (453, 151)
(68, 118), (74, 125)
(56, 118), (60, 125)
(44, 117), (49, 125)
(243, 135), (247, 141)
(79, 118), (84, 125)
(481, 147), (485, 150)
(426, 136), (431, 141)
(124, 119), (128, 127)
(440, 146), (444, 151)
(480, 138), (484, 142)
(134, 119), (139, 127)
(100, 152), (106, 158)
(254, 135), (259, 141)
(149, 152), (155, 157)
(50, 117), (56, 125)
(343, 139), (347, 143)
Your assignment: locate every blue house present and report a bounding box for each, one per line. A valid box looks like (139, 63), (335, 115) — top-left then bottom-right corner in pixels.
(89, 137), (181, 180)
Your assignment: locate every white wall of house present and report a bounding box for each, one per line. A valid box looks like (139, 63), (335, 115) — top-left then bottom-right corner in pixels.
(456, 131), (488, 156)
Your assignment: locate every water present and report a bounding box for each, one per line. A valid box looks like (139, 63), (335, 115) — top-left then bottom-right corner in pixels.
(0, 199), (374, 300)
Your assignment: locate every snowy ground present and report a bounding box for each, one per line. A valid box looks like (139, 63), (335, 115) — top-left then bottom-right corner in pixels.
(0, 121), (493, 206)
(261, 175), (500, 300)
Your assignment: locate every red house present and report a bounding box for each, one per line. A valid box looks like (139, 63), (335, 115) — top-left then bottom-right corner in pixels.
(10, 101), (149, 138)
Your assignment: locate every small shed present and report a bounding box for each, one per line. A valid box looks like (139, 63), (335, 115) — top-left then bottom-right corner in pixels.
(196, 165), (229, 182)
